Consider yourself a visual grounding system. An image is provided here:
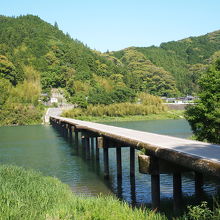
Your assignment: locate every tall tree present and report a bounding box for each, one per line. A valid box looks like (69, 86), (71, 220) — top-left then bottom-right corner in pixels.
(185, 59), (220, 144)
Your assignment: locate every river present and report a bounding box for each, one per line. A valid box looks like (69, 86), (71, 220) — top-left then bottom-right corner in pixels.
(0, 119), (219, 206)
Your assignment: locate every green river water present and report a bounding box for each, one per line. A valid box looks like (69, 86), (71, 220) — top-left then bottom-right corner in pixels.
(0, 119), (219, 205)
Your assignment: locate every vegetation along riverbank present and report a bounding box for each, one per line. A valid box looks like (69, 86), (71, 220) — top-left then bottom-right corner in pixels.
(62, 109), (185, 122)
(1, 165), (220, 220)
(0, 165), (166, 220)
(61, 93), (184, 122)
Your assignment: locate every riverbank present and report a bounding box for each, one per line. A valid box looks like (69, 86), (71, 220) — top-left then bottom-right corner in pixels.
(62, 110), (185, 122)
(1, 165), (219, 219)
(0, 165), (165, 220)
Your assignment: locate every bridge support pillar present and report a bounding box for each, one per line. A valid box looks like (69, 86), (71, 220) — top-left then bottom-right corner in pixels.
(195, 172), (203, 201)
(60, 122), (63, 133)
(151, 174), (160, 210)
(151, 157), (160, 210)
(116, 147), (122, 179)
(68, 124), (72, 138)
(173, 172), (182, 214)
(130, 147), (135, 177)
(63, 123), (68, 137)
(81, 134), (86, 157)
(96, 137), (99, 161)
(130, 175), (136, 205)
(85, 137), (90, 160)
(103, 147), (109, 179)
(74, 131), (79, 147)
(90, 137), (94, 159)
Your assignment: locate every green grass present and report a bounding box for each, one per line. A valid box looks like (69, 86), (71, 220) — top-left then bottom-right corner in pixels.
(0, 165), (166, 220)
(1, 165), (220, 220)
(64, 110), (185, 122)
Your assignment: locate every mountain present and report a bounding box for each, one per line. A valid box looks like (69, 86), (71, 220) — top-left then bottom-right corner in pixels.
(105, 48), (179, 97)
(0, 15), (180, 100)
(0, 14), (219, 125)
(0, 15), (136, 107)
(0, 15), (125, 86)
(112, 30), (220, 94)
(0, 15), (133, 125)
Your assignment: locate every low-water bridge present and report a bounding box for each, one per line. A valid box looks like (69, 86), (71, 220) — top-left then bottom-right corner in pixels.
(50, 116), (220, 212)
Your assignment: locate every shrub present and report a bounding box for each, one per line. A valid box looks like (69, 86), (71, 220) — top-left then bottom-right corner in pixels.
(62, 100), (166, 118)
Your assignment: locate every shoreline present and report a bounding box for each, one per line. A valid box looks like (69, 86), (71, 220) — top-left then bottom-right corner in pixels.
(0, 110), (185, 127)
(67, 110), (185, 122)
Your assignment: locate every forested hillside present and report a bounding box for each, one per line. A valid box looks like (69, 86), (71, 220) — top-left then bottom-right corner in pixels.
(0, 15), (176, 125)
(112, 30), (220, 94)
(0, 14), (219, 125)
(0, 15), (133, 124)
(0, 15), (131, 106)
(106, 48), (179, 97)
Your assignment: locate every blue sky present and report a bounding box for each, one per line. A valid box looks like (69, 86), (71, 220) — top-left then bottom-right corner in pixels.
(1, 0), (220, 52)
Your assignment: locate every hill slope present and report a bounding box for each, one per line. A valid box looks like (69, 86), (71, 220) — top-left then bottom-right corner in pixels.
(0, 15), (179, 102)
(0, 15), (219, 125)
(112, 30), (220, 94)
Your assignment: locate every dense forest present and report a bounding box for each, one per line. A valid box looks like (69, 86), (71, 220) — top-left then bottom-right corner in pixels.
(0, 15), (219, 125)
(0, 15), (132, 124)
(112, 30), (220, 94)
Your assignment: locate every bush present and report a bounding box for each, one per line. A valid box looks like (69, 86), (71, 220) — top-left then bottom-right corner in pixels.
(182, 201), (220, 220)
(62, 100), (166, 118)
(0, 103), (43, 126)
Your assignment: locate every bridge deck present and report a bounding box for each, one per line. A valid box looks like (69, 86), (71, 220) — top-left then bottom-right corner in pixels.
(51, 116), (220, 177)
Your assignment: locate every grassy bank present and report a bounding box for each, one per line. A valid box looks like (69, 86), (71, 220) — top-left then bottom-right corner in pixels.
(1, 165), (220, 219)
(62, 110), (185, 122)
(0, 165), (166, 220)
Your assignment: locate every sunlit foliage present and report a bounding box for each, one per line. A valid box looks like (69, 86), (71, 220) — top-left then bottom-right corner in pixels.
(185, 58), (220, 144)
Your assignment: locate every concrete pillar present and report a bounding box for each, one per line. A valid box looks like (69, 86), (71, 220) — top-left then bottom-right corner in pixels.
(173, 172), (182, 214)
(85, 137), (90, 160)
(75, 131), (79, 146)
(116, 147), (122, 179)
(68, 124), (72, 138)
(130, 147), (135, 177)
(91, 137), (94, 158)
(195, 172), (203, 201)
(151, 157), (160, 210)
(95, 137), (99, 161)
(130, 176), (136, 206)
(103, 147), (109, 179)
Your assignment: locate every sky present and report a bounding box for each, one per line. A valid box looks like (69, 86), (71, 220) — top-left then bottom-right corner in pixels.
(0, 0), (220, 52)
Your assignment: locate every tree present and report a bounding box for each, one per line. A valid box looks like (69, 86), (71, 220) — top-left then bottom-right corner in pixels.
(54, 21), (59, 29)
(0, 55), (18, 85)
(185, 59), (220, 144)
(0, 77), (11, 106)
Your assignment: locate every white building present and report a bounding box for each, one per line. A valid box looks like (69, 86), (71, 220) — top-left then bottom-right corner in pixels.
(50, 97), (58, 103)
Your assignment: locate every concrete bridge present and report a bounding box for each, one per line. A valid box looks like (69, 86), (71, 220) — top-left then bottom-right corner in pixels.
(50, 116), (220, 213)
